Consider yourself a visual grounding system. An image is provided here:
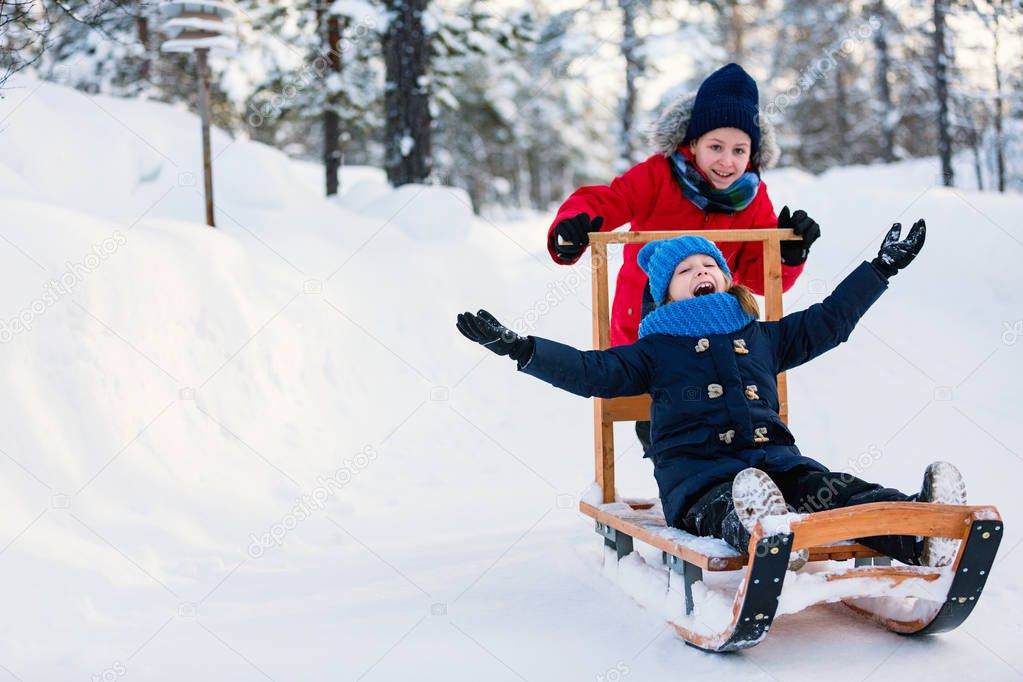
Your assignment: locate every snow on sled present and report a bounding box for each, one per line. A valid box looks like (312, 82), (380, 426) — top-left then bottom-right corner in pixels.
(580, 229), (1004, 653)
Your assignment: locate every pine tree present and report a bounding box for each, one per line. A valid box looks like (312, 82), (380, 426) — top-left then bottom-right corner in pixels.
(382, 0), (430, 185)
(767, 0), (876, 171)
(25, 0), (239, 128)
(1, 0), (48, 94)
(429, 1), (536, 208)
(243, 0), (383, 190)
(38, 1), (167, 98)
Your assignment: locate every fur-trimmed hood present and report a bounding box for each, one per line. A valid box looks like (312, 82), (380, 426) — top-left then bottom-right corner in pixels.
(647, 92), (780, 170)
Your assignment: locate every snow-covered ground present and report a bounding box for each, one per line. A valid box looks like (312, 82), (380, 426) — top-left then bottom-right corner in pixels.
(1, 75), (1021, 681)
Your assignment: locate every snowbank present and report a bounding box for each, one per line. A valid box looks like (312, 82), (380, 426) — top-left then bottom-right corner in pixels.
(0, 73), (1021, 680)
(358, 183), (474, 241)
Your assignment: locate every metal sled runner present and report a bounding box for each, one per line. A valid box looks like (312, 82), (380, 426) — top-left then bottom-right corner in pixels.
(582, 229), (1004, 652)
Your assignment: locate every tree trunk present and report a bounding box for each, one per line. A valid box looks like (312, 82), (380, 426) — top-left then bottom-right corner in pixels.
(971, 125), (983, 190)
(383, 0), (431, 187)
(617, 0), (643, 173)
(933, 0), (954, 186)
(136, 12), (150, 82)
(835, 63), (850, 165)
(528, 145), (555, 210)
(324, 12), (343, 196)
(872, 0), (896, 162)
(993, 9), (1005, 193)
(727, 0), (746, 64)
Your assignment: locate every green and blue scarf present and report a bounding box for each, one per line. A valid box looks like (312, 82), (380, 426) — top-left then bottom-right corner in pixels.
(669, 150), (760, 214)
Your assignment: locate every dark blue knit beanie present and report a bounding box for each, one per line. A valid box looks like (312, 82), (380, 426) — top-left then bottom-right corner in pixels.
(683, 63), (761, 155)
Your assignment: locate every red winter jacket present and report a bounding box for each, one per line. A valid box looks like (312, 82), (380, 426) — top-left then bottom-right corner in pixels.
(547, 148), (804, 346)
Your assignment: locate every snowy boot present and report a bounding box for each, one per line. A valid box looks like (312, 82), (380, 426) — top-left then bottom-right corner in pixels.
(918, 461), (968, 567)
(731, 468), (808, 571)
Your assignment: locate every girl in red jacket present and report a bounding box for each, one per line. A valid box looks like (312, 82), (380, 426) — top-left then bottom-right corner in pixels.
(548, 63), (819, 345)
(547, 63), (821, 450)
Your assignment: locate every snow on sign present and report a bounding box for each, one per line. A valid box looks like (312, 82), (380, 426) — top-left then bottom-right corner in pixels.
(160, 0), (237, 18)
(161, 35), (237, 55)
(159, 0), (239, 56)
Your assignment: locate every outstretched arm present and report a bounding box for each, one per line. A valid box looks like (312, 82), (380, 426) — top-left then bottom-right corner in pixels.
(764, 220), (925, 372)
(517, 336), (653, 399)
(456, 310), (652, 398)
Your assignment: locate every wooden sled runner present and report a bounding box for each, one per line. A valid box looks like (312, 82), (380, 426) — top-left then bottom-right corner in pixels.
(582, 229), (1004, 652)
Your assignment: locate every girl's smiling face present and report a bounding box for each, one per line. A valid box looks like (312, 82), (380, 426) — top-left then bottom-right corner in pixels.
(689, 127), (752, 189)
(666, 253), (727, 303)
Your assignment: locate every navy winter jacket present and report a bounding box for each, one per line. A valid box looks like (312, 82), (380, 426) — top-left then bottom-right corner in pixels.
(519, 261), (890, 527)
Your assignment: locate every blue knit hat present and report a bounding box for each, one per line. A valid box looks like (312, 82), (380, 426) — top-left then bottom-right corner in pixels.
(638, 236), (731, 306)
(683, 63), (761, 155)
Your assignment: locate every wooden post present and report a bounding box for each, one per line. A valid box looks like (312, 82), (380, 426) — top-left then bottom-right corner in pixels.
(591, 241), (615, 503)
(195, 48), (215, 228)
(762, 235), (787, 424)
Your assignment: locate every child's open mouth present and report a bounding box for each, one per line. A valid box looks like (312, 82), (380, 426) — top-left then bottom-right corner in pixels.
(692, 281), (716, 297)
(711, 169), (734, 181)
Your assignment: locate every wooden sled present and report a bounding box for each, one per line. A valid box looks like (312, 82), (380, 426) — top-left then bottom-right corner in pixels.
(582, 229), (1004, 652)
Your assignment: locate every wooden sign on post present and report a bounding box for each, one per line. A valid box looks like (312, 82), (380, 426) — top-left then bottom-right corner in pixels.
(159, 1), (239, 228)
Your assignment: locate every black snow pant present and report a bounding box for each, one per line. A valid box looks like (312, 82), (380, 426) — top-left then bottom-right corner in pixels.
(679, 469), (923, 565)
(635, 420), (652, 453)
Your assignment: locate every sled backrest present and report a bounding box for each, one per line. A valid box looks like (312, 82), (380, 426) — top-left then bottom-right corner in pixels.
(589, 228), (798, 504)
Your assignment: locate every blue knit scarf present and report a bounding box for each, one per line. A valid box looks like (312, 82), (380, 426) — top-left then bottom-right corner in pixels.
(639, 292), (755, 339)
(668, 150), (760, 214)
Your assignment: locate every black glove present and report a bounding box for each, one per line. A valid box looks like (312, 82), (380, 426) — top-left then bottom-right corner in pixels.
(551, 213), (604, 261)
(871, 219), (926, 278)
(456, 309), (535, 365)
(778, 206), (821, 266)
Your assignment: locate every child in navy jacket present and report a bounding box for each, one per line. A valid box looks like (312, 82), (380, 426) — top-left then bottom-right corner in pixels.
(458, 221), (968, 569)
